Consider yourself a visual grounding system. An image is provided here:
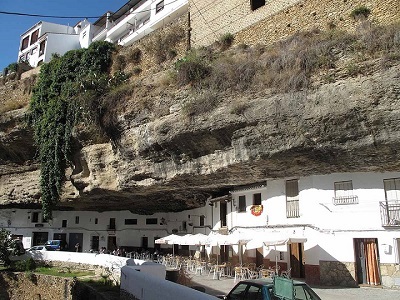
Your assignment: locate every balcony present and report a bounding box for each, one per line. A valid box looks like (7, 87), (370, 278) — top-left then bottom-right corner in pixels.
(332, 195), (359, 205)
(107, 224), (116, 231)
(380, 201), (400, 227)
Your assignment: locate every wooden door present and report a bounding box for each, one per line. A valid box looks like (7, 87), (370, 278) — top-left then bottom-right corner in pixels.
(354, 238), (381, 285)
(290, 243), (305, 278)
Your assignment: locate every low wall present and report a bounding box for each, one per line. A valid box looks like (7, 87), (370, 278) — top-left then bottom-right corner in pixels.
(320, 261), (357, 287)
(120, 266), (218, 300)
(12, 252), (165, 284)
(0, 272), (75, 300)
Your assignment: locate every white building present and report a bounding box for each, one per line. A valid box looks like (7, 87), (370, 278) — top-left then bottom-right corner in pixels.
(17, 0), (188, 67)
(18, 20), (90, 67)
(2, 171), (400, 288)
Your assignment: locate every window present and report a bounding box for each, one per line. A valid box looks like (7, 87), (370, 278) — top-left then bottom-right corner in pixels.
(62, 220), (67, 228)
(384, 178), (400, 201)
(75, 216), (80, 224)
(30, 29), (39, 45)
(156, 1), (164, 13)
(286, 179), (300, 218)
(94, 218), (98, 224)
(82, 31), (87, 38)
(30, 47), (38, 55)
(250, 0), (266, 11)
(109, 218), (116, 230)
(238, 195), (246, 212)
(146, 218), (158, 225)
(32, 212), (39, 223)
(125, 218), (138, 225)
(253, 193), (262, 205)
(21, 36), (29, 51)
(200, 215), (205, 226)
(39, 40), (46, 56)
(333, 180), (358, 205)
(42, 214), (48, 223)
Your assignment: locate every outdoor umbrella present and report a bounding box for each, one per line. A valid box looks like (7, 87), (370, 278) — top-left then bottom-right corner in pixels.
(246, 233), (307, 272)
(155, 234), (181, 256)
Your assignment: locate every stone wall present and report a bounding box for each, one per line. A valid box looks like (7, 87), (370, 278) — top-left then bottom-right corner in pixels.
(0, 272), (75, 300)
(304, 264), (320, 285)
(320, 260), (357, 287)
(190, 0), (400, 47)
(380, 263), (400, 289)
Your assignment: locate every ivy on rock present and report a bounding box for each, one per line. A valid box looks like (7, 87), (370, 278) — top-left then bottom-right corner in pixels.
(27, 41), (126, 219)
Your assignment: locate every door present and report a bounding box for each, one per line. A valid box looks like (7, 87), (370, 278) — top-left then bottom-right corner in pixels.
(142, 236), (148, 250)
(220, 245), (230, 262)
(256, 247), (264, 267)
(32, 232), (48, 246)
(107, 236), (117, 252)
(290, 243), (305, 278)
(91, 236), (99, 251)
(220, 202), (227, 227)
(69, 233), (83, 252)
(354, 238), (381, 285)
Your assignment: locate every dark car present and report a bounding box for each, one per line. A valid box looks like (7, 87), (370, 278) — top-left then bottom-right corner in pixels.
(45, 240), (68, 251)
(218, 278), (321, 300)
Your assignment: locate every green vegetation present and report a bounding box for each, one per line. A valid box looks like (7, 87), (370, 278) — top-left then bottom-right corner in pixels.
(218, 33), (234, 51)
(27, 41), (128, 219)
(35, 266), (94, 277)
(351, 6), (371, 20)
(12, 258), (36, 272)
(0, 229), (14, 266)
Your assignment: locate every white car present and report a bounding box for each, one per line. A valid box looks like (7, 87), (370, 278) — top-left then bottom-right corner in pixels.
(27, 245), (55, 252)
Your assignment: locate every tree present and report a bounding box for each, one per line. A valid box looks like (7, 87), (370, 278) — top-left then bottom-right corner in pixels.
(0, 228), (14, 266)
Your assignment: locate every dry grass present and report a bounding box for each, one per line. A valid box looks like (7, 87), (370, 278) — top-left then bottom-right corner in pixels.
(0, 100), (26, 113)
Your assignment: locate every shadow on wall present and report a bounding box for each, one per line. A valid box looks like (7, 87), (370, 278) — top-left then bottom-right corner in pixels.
(306, 244), (357, 287)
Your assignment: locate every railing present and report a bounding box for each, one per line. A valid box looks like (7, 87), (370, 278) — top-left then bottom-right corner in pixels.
(332, 195), (359, 205)
(286, 199), (300, 218)
(380, 201), (400, 227)
(107, 225), (116, 230)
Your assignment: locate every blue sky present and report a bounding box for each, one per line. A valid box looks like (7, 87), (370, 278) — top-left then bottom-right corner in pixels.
(0, 0), (129, 71)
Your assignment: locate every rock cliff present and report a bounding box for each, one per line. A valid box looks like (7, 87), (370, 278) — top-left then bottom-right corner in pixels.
(1, 60), (399, 213)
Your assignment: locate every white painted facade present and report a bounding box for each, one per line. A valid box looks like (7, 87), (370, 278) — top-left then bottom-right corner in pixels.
(2, 171), (400, 287)
(17, 0), (188, 67)
(18, 21), (83, 67)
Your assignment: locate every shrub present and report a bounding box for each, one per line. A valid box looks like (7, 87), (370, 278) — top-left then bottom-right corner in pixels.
(128, 48), (142, 64)
(350, 6), (371, 20)
(175, 51), (210, 86)
(113, 55), (126, 71)
(13, 258), (36, 271)
(218, 33), (234, 51)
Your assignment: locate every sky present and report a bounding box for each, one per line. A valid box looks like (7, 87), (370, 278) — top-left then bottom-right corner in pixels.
(0, 0), (129, 71)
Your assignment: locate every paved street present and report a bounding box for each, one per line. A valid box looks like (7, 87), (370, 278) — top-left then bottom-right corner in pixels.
(189, 273), (400, 300)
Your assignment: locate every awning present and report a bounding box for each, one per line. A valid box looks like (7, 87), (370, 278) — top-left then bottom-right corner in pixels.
(154, 234), (180, 245)
(246, 233), (307, 250)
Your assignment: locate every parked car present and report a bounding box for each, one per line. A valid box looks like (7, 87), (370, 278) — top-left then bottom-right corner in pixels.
(45, 240), (68, 251)
(27, 245), (55, 252)
(218, 278), (321, 300)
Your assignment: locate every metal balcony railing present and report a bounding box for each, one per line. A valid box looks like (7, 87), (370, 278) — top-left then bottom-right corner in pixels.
(332, 195), (359, 205)
(286, 199), (300, 218)
(380, 200), (400, 227)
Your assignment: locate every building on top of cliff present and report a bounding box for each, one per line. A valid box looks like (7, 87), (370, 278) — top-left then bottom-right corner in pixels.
(189, 0), (400, 48)
(17, 0), (188, 67)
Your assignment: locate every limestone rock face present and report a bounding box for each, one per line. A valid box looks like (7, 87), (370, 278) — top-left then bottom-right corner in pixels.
(0, 65), (399, 213)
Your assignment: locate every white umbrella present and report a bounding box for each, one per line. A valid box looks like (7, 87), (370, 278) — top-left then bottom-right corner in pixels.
(246, 233), (307, 272)
(155, 234), (181, 256)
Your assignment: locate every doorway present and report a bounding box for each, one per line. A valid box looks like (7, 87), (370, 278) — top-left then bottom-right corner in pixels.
(141, 236), (148, 250)
(32, 232), (48, 246)
(290, 243), (305, 278)
(108, 236), (117, 252)
(256, 247), (264, 267)
(69, 233), (83, 252)
(91, 236), (99, 251)
(354, 238), (381, 285)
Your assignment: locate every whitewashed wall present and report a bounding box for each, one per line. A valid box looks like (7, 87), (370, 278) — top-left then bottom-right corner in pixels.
(120, 265), (218, 300)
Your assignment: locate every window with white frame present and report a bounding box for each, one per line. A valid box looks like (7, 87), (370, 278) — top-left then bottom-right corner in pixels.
(333, 180), (358, 205)
(238, 195), (246, 212)
(286, 179), (300, 218)
(384, 178), (400, 201)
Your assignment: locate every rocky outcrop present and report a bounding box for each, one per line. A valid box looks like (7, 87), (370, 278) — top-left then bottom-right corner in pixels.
(0, 64), (399, 213)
